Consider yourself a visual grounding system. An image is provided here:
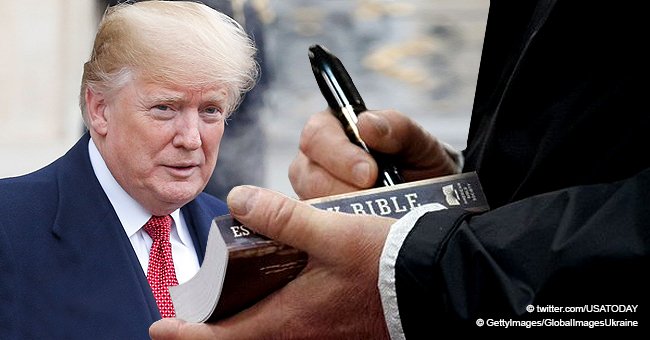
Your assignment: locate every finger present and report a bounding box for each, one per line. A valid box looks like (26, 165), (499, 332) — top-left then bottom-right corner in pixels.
(358, 110), (459, 179)
(289, 151), (363, 199)
(299, 109), (378, 187)
(358, 109), (436, 157)
(149, 306), (291, 340)
(149, 318), (217, 340)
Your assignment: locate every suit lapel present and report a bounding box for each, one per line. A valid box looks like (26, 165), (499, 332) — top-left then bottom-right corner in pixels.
(50, 133), (160, 324)
(181, 198), (217, 265)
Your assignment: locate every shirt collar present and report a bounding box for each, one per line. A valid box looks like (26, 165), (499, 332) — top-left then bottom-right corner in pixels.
(87, 139), (189, 241)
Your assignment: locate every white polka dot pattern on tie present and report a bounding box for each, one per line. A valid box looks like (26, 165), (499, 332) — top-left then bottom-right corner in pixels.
(143, 215), (178, 318)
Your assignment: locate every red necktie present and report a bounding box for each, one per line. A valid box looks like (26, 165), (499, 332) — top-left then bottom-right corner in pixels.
(143, 215), (178, 318)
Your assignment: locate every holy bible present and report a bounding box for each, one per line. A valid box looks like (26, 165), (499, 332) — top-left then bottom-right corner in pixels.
(169, 172), (489, 323)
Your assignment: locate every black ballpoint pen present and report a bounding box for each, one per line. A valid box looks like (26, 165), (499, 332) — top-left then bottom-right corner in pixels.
(308, 44), (405, 187)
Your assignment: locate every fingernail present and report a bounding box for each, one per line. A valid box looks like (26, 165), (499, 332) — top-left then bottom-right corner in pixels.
(228, 185), (258, 216)
(363, 112), (389, 136)
(352, 161), (371, 185)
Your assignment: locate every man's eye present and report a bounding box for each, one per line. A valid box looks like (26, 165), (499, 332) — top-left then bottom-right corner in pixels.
(150, 104), (176, 119)
(203, 107), (225, 119)
(204, 107), (220, 114)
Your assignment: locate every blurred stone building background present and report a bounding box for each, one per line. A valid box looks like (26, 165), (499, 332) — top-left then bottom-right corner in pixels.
(0, 0), (488, 198)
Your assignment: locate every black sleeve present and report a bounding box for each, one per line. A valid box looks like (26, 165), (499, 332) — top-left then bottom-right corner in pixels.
(395, 166), (650, 333)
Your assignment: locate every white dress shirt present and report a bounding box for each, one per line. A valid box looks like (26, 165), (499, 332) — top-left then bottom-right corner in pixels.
(88, 139), (200, 284)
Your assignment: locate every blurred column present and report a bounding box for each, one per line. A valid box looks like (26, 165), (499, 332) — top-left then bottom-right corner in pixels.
(0, 0), (95, 178)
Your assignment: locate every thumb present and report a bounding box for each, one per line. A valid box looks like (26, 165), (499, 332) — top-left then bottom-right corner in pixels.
(227, 185), (341, 258)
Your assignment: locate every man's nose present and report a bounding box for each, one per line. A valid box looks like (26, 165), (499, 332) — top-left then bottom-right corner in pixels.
(172, 111), (202, 150)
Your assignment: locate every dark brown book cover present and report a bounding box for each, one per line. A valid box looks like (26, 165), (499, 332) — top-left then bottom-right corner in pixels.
(170, 172), (489, 322)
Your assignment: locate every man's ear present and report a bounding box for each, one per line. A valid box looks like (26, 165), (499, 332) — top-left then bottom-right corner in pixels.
(85, 87), (109, 136)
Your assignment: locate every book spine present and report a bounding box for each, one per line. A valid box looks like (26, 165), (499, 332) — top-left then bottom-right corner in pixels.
(309, 172), (488, 218)
(217, 172), (488, 248)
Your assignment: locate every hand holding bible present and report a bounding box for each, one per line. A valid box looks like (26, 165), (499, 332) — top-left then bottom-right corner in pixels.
(150, 185), (394, 339)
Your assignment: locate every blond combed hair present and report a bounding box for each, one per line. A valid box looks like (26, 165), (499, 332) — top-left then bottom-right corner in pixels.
(80, 0), (259, 125)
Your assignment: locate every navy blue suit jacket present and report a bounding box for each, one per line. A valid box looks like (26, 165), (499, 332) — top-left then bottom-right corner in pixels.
(0, 133), (228, 339)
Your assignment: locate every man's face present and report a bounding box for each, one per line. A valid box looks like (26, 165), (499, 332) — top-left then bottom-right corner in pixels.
(93, 77), (227, 215)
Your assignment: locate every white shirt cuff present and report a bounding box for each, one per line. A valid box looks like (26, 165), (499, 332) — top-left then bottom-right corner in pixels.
(378, 203), (447, 340)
